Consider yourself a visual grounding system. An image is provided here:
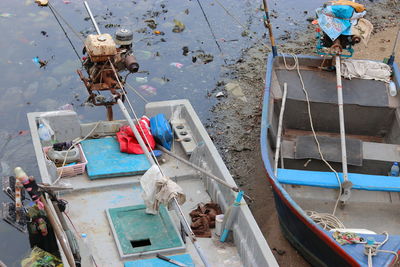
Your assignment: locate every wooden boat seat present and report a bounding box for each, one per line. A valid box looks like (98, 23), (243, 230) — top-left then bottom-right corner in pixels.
(295, 136), (363, 166)
(277, 168), (400, 192)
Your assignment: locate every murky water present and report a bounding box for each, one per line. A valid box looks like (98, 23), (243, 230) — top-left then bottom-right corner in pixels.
(0, 0), (327, 265)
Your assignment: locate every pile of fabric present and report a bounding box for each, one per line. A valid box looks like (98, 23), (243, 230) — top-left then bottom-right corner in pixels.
(116, 114), (173, 154)
(316, 0), (373, 48)
(189, 203), (222, 238)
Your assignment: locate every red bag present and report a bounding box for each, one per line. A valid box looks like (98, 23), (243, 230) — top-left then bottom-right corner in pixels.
(116, 116), (156, 154)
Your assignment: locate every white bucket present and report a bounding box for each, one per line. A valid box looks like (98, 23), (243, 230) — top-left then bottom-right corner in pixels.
(215, 214), (224, 236)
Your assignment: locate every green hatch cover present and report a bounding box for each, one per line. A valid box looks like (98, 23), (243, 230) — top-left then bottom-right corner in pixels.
(107, 204), (184, 257)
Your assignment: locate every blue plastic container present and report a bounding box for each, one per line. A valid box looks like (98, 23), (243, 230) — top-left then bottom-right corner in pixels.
(150, 114), (173, 150)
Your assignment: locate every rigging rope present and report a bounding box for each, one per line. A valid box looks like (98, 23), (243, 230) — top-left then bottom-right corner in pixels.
(282, 53), (343, 220)
(195, 0), (225, 59)
(48, 2), (83, 64)
(213, 0), (270, 50)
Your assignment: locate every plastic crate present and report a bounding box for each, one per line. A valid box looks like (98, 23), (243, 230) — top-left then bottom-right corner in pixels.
(43, 144), (87, 178)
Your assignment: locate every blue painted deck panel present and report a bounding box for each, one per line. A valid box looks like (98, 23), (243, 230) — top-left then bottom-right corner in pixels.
(81, 137), (151, 179)
(326, 231), (400, 266)
(277, 168), (400, 192)
(124, 254), (194, 267)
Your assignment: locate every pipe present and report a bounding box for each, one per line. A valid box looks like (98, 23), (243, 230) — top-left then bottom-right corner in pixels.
(156, 145), (239, 192)
(335, 56), (352, 203)
(274, 82), (288, 177)
(262, 0), (277, 57)
(83, 1), (101, 35)
(41, 196), (76, 267)
(172, 199), (211, 267)
(220, 191), (244, 242)
(387, 29), (399, 66)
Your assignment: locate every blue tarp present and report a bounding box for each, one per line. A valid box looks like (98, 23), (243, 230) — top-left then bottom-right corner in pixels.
(316, 5), (355, 40)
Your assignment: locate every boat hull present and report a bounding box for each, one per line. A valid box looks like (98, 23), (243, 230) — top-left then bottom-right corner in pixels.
(267, 173), (357, 267)
(260, 54), (400, 267)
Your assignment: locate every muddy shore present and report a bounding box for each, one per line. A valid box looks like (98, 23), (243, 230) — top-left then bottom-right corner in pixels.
(208, 0), (399, 265)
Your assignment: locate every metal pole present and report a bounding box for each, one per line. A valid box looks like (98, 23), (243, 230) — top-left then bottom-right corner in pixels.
(262, 0), (277, 57)
(172, 199), (211, 267)
(156, 145), (239, 192)
(274, 82), (288, 177)
(388, 28), (399, 66)
(335, 56), (352, 202)
(83, 1), (101, 35)
(117, 99), (155, 165)
(40, 196), (76, 267)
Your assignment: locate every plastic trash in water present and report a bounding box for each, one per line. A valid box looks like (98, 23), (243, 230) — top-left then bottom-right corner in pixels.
(0, 13), (13, 18)
(139, 85), (157, 96)
(32, 57), (40, 66)
(172, 19), (185, 33)
(170, 62), (183, 69)
(135, 77), (148, 83)
(32, 56), (47, 68)
(58, 104), (74, 111)
(390, 162), (399, 176)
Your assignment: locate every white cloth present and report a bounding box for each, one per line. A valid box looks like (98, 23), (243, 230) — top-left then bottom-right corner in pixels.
(341, 59), (392, 83)
(140, 164), (186, 214)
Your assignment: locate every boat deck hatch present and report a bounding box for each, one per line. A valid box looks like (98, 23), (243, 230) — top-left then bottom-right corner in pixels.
(107, 204), (185, 258)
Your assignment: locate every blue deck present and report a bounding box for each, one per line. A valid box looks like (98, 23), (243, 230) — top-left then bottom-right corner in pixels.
(81, 137), (151, 179)
(277, 168), (400, 192)
(326, 232), (400, 266)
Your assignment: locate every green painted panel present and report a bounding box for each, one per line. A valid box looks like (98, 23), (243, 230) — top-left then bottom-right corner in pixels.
(108, 204), (183, 255)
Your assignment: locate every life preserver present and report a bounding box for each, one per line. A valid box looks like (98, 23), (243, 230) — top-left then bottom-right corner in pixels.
(116, 116), (156, 154)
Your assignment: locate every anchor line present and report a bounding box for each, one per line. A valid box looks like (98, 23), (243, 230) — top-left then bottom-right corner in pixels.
(195, 0), (227, 64)
(48, 3), (83, 64)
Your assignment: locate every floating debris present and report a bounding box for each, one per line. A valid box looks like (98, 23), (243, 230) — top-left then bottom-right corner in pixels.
(135, 77), (148, 83)
(32, 57), (48, 68)
(172, 19), (185, 33)
(136, 50), (152, 60)
(139, 85), (157, 96)
(151, 77), (169, 85)
(197, 53), (214, 64)
(182, 46), (189, 56)
(105, 23), (121, 28)
(145, 19), (157, 29)
(0, 13), (13, 18)
(170, 62), (183, 69)
(153, 30), (164, 35)
(216, 92), (224, 98)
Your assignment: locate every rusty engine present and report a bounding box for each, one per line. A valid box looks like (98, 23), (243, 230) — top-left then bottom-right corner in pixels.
(77, 29), (138, 120)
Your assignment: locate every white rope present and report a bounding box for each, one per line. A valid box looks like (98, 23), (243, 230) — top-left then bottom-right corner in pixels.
(306, 211), (345, 230)
(52, 121), (101, 185)
(282, 53), (343, 218)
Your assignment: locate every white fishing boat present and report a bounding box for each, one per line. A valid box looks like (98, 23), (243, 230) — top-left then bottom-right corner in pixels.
(27, 99), (278, 266)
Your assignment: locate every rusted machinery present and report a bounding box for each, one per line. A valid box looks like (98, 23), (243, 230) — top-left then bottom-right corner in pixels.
(77, 29), (139, 120)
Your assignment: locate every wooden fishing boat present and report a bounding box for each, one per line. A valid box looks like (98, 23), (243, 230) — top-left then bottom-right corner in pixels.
(260, 54), (400, 266)
(27, 99), (278, 266)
